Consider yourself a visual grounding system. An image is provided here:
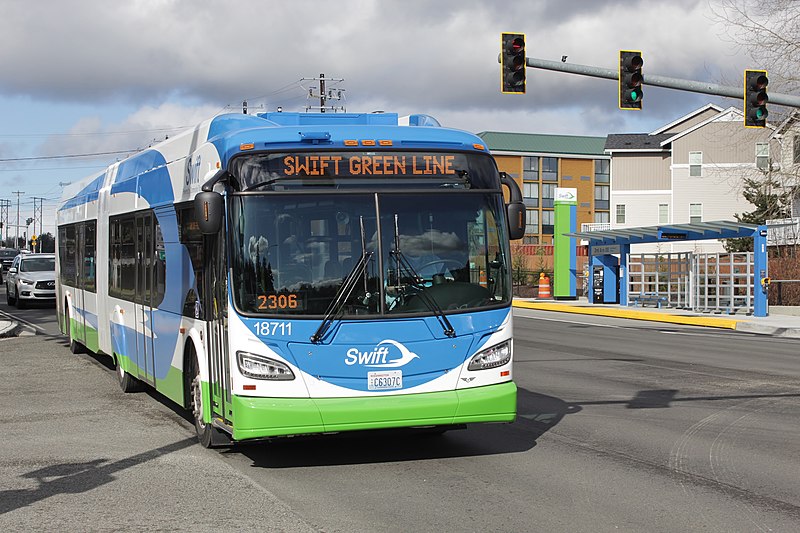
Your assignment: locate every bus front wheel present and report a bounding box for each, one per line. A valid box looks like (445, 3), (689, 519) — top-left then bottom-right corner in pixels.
(189, 352), (230, 448)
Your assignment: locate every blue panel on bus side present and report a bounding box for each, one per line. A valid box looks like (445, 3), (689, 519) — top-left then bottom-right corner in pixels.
(58, 172), (105, 211)
(244, 307), (510, 393)
(111, 150), (174, 207)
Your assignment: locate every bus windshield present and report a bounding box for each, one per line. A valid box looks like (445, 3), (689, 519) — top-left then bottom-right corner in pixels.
(229, 191), (510, 317)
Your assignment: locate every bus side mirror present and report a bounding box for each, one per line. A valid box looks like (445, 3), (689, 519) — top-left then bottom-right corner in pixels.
(499, 172), (526, 240)
(507, 202), (526, 240)
(194, 191), (224, 235)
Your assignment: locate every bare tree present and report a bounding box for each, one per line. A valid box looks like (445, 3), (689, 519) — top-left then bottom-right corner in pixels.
(711, 0), (800, 102)
(712, 1), (800, 249)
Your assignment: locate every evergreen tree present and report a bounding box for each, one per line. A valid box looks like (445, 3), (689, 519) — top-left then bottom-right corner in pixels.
(724, 176), (792, 252)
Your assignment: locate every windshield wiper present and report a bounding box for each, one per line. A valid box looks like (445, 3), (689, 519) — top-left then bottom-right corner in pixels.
(390, 214), (456, 338)
(310, 216), (373, 344)
(309, 251), (373, 343)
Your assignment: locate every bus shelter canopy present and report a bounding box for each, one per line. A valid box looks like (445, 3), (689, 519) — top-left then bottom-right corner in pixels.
(566, 220), (760, 246)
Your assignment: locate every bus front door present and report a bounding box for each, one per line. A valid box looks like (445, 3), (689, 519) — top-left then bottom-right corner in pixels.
(134, 214), (156, 386)
(205, 229), (231, 427)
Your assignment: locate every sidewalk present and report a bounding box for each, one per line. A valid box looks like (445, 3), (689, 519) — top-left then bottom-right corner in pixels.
(513, 297), (800, 338)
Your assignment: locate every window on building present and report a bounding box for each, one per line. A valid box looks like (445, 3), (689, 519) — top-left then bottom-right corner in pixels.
(594, 185), (609, 210)
(524, 208), (539, 244)
(794, 135), (800, 165)
(616, 204), (626, 224)
(595, 159), (610, 183)
(523, 156), (539, 180)
(594, 212), (610, 224)
(756, 142), (770, 170)
(542, 157), (558, 181)
(690, 203), (702, 224)
(541, 210), (554, 234)
(658, 204), (669, 224)
(523, 180), (539, 207)
(542, 183), (556, 208)
(689, 151), (702, 177)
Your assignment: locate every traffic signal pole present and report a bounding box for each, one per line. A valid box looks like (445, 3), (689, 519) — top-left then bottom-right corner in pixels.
(509, 55), (800, 109)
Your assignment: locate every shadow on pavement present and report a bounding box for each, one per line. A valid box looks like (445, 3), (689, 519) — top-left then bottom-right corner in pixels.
(236, 386), (576, 469)
(0, 437), (197, 515)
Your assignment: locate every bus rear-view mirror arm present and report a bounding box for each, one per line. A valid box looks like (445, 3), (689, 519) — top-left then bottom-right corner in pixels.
(500, 172), (526, 240)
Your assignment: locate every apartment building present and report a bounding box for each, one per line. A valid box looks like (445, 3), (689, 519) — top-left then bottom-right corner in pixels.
(605, 104), (779, 253)
(477, 131), (610, 246)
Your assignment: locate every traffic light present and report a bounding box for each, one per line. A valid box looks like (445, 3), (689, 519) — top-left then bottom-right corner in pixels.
(744, 69), (769, 128)
(619, 50), (643, 110)
(501, 33), (526, 94)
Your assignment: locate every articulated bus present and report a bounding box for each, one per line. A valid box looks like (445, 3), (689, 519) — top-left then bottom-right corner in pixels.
(56, 111), (526, 447)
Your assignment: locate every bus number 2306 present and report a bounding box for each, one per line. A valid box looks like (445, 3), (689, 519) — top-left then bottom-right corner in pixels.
(253, 321), (293, 336)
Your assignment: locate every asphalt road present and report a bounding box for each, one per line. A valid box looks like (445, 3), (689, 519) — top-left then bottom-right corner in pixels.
(2, 289), (798, 532)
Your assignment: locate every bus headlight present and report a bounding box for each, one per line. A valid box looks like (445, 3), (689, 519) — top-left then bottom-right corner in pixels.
(467, 341), (511, 371)
(236, 351), (295, 380)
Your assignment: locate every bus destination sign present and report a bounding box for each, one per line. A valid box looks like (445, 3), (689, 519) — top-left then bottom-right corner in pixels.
(282, 154), (457, 177)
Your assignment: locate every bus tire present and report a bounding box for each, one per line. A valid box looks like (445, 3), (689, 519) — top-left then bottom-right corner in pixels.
(65, 306), (84, 354)
(116, 354), (142, 393)
(189, 351), (230, 448)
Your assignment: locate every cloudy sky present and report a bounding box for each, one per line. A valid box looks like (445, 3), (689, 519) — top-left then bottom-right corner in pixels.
(0, 0), (758, 235)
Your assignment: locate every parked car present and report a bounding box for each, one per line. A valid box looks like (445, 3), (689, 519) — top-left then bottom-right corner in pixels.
(0, 248), (19, 282)
(5, 253), (56, 308)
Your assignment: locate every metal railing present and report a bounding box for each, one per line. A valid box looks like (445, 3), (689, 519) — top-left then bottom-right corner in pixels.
(766, 217), (800, 246)
(581, 222), (611, 232)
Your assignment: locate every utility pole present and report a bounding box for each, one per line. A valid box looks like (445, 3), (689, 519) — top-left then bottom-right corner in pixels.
(32, 197), (44, 252)
(12, 191), (23, 250)
(0, 199), (9, 245)
(302, 73), (346, 113)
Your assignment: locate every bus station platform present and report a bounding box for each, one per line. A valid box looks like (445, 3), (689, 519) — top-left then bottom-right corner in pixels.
(513, 297), (800, 338)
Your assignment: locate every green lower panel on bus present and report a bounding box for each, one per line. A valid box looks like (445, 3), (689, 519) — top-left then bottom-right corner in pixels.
(231, 381), (517, 441)
(68, 318), (99, 354)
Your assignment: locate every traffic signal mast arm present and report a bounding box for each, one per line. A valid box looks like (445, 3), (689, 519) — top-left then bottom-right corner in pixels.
(504, 55), (800, 109)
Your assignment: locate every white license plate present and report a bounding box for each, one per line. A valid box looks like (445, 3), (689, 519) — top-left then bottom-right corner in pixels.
(367, 370), (403, 391)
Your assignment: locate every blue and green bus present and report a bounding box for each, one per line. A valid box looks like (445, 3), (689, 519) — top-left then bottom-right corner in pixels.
(56, 111), (525, 447)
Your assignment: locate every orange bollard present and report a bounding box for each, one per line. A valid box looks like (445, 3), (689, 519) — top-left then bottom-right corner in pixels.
(537, 272), (551, 299)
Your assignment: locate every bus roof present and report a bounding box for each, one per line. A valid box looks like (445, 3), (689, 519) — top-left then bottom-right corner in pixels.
(207, 112), (488, 166)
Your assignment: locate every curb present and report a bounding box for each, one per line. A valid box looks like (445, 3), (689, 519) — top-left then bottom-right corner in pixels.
(0, 320), (20, 338)
(512, 300), (741, 330)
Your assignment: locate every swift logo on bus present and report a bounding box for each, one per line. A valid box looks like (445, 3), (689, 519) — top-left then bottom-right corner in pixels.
(344, 339), (419, 368)
(185, 155), (202, 187)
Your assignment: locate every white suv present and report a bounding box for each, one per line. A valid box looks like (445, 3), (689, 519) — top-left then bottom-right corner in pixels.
(5, 253), (56, 308)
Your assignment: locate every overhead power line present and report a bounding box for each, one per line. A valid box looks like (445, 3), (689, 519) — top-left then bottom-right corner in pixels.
(0, 125), (190, 138)
(0, 148), (140, 163)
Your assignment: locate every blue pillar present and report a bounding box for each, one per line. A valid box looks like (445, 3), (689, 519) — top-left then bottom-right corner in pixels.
(619, 244), (630, 306)
(753, 226), (768, 317)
